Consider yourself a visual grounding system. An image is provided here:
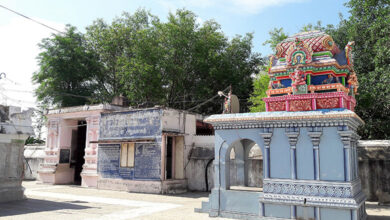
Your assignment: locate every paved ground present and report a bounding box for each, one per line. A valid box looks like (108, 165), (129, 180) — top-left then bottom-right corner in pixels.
(0, 181), (389, 220)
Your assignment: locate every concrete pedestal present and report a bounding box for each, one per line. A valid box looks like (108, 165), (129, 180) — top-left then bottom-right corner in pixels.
(0, 106), (33, 203)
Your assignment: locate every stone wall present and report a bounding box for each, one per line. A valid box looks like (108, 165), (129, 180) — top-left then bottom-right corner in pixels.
(358, 140), (390, 202)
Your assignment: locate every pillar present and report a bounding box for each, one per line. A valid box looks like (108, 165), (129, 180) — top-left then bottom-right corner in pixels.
(81, 116), (100, 187)
(286, 130), (299, 180)
(315, 207), (321, 220)
(312, 98), (317, 110)
(338, 130), (354, 181)
(352, 133), (361, 179)
(260, 131), (273, 179)
(307, 74), (311, 85)
(161, 134), (166, 180)
(308, 129), (322, 180)
(38, 118), (60, 183)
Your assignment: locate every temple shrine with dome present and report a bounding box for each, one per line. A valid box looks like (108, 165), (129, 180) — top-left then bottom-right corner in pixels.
(197, 31), (366, 220)
(264, 31), (358, 112)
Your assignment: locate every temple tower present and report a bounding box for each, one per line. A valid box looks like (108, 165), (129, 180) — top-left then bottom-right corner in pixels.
(197, 31), (366, 220)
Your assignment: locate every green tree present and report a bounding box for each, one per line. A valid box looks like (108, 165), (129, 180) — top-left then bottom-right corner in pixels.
(345, 0), (390, 139)
(114, 9), (263, 113)
(249, 71), (270, 112)
(263, 27), (288, 51)
(33, 25), (101, 107)
(85, 10), (157, 103)
(34, 9), (263, 114)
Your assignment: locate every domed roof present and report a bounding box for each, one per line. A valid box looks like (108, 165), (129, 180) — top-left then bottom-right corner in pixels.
(275, 30), (340, 58)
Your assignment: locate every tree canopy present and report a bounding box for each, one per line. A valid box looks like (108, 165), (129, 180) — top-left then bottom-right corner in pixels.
(33, 25), (101, 107)
(33, 9), (263, 114)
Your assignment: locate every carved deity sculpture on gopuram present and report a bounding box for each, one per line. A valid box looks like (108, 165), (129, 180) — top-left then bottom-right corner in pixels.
(264, 31), (359, 112)
(197, 30), (366, 220)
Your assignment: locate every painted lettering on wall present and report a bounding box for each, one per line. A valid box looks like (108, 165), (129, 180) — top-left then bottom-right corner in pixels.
(98, 144), (121, 179)
(134, 143), (161, 180)
(98, 143), (161, 180)
(99, 109), (161, 140)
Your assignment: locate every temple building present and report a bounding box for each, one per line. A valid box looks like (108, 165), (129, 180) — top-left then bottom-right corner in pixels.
(37, 104), (215, 193)
(38, 104), (125, 187)
(197, 31), (366, 220)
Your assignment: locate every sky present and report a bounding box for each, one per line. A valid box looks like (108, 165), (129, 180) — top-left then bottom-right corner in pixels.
(0, 0), (350, 110)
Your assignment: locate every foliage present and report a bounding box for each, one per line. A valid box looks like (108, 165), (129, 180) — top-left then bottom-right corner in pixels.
(25, 136), (45, 145)
(113, 9), (264, 113)
(85, 10), (157, 103)
(33, 10), (263, 114)
(262, 28), (288, 51)
(345, 0), (390, 139)
(32, 25), (101, 107)
(249, 71), (270, 112)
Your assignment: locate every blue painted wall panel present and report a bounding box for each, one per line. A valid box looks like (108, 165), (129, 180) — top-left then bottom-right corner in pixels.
(296, 206), (315, 219)
(98, 142), (161, 180)
(220, 190), (261, 215)
(99, 109), (162, 140)
(134, 143), (161, 180)
(320, 208), (350, 220)
(319, 127), (344, 181)
(270, 128), (291, 179)
(296, 128), (315, 180)
(280, 79), (292, 88)
(312, 75), (328, 85)
(98, 144), (121, 179)
(264, 204), (291, 218)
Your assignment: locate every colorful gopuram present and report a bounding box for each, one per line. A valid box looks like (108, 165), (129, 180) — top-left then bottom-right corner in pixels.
(264, 31), (358, 112)
(197, 31), (366, 220)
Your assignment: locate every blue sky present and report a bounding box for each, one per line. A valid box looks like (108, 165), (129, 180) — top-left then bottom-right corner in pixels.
(0, 0), (350, 108)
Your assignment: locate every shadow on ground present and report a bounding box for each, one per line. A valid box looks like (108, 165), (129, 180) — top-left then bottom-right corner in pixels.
(166, 191), (210, 199)
(367, 202), (390, 220)
(0, 198), (91, 217)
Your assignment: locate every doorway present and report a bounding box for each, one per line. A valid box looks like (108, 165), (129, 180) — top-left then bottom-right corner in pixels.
(73, 120), (87, 185)
(166, 136), (173, 179)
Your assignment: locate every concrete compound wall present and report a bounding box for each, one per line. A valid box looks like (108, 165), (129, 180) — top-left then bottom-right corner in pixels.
(186, 135), (215, 191)
(358, 140), (390, 202)
(24, 145), (45, 180)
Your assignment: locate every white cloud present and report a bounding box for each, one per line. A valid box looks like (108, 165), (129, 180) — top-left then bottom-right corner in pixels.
(0, 17), (65, 109)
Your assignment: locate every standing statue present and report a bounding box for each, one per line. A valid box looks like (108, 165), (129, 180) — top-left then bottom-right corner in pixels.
(289, 65), (307, 90)
(348, 72), (359, 95)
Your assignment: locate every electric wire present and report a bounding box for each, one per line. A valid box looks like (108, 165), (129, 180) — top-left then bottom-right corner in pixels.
(0, 4), (63, 33)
